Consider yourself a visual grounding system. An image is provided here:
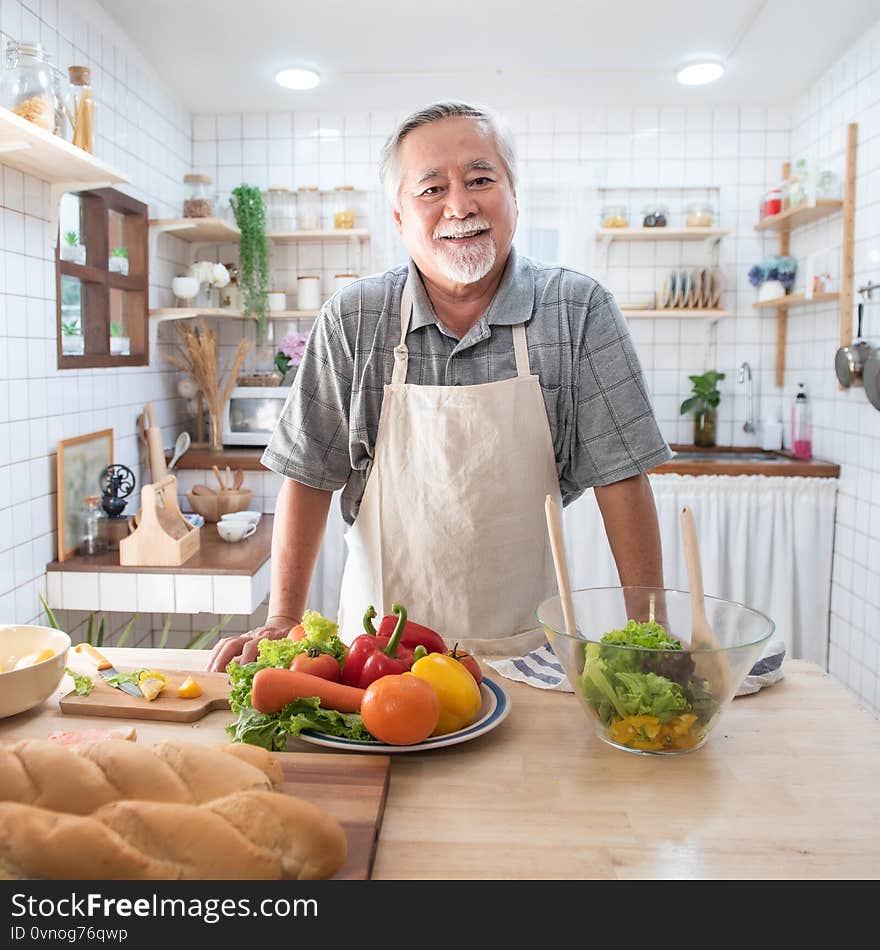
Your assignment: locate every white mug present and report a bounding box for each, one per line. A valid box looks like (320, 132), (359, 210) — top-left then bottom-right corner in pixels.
(220, 510), (261, 527)
(217, 521), (257, 543)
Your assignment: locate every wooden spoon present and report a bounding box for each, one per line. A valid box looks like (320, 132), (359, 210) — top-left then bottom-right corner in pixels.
(212, 465), (227, 492)
(680, 506), (732, 696)
(544, 495), (578, 641)
(233, 468), (244, 490)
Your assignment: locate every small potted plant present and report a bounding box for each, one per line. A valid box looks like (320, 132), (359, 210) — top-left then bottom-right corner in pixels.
(61, 318), (83, 355)
(748, 255), (797, 303)
(60, 230), (86, 265)
(680, 370), (725, 447)
(109, 246), (129, 275)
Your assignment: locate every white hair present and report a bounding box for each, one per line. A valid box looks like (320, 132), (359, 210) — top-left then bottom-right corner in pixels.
(379, 100), (517, 208)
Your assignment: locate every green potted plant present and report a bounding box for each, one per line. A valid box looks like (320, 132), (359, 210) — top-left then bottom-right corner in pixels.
(680, 370), (725, 447)
(109, 245), (129, 275)
(60, 230), (86, 265)
(230, 184), (269, 343)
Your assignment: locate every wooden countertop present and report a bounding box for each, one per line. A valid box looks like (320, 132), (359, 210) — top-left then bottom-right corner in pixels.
(6, 648), (877, 880)
(46, 516), (273, 575)
(167, 445), (268, 471)
(651, 444), (840, 478)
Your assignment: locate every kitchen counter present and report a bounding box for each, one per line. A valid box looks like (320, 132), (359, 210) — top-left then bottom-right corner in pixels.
(651, 444), (839, 477)
(3, 648), (878, 879)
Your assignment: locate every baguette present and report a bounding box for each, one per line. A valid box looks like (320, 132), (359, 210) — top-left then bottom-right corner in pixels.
(0, 739), (282, 814)
(0, 790), (347, 880)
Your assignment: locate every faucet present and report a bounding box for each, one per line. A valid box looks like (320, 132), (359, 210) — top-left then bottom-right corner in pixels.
(739, 362), (756, 434)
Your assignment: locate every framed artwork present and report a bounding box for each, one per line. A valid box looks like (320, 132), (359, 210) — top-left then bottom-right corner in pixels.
(56, 428), (113, 561)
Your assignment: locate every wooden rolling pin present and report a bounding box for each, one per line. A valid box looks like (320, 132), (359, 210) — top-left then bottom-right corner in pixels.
(144, 403), (167, 483)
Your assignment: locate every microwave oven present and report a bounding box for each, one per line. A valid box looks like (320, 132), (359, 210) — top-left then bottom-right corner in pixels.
(222, 386), (290, 446)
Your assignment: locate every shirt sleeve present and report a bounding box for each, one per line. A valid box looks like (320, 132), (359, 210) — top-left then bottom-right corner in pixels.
(261, 301), (354, 491)
(561, 288), (671, 502)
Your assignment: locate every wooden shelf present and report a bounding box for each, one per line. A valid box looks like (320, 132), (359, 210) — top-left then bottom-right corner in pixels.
(597, 227), (729, 245)
(753, 292), (840, 310)
(268, 228), (370, 243)
(165, 446), (267, 472)
(622, 308), (729, 319)
(150, 307), (245, 322)
(754, 200), (843, 233)
(268, 310), (318, 320)
(149, 217), (240, 243)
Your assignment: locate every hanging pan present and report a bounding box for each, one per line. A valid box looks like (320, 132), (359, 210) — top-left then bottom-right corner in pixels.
(835, 302), (873, 387)
(863, 347), (880, 411)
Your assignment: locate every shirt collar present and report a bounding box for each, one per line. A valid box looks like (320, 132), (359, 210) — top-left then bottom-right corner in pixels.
(406, 246), (536, 332)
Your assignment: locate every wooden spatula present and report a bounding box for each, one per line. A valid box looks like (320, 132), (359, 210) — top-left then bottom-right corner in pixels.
(680, 506), (732, 697)
(544, 495), (578, 641)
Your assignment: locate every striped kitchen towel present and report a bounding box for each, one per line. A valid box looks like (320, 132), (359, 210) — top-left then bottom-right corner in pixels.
(485, 639), (786, 697)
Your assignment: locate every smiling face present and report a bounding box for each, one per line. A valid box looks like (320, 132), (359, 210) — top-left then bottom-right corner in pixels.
(392, 116), (518, 291)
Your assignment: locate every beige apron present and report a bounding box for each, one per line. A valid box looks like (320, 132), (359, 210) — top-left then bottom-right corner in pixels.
(337, 277), (560, 657)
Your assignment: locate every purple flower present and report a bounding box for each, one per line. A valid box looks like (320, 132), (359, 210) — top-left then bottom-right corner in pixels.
(277, 331), (309, 365)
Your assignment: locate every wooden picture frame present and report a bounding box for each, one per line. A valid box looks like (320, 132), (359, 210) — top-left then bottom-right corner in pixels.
(56, 428), (113, 562)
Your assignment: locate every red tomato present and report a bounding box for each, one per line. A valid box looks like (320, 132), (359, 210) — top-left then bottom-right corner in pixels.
(289, 651), (342, 682)
(446, 644), (482, 685)
(287, 624), (306, 641)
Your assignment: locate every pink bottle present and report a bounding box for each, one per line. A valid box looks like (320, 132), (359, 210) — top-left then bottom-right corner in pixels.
(791, 382), (812, 460)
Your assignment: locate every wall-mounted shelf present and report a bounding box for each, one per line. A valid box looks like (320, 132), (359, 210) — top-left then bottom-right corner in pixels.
(755, 123), (856, 388)
(597, 227), (729, 246)
(754, 200), (844, 233)
(267, 228), (370, 244)
(753, 292), (840, 310)
(0, 106), (128, 236)
(150, 308), (319, 324)
(149, 217), (240, 243)
(268, 310), (318, 320)
(622, 308), (730, 319)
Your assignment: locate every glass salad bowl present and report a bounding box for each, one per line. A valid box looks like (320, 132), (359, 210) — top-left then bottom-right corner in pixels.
(536, 587), (774, 756)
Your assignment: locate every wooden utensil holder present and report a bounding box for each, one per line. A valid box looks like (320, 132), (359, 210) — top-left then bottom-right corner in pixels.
(120, 475), (200, 566)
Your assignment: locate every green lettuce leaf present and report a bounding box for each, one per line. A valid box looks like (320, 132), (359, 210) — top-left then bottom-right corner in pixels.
(64, 667), (94, 696)
(613, 671), (690, 720)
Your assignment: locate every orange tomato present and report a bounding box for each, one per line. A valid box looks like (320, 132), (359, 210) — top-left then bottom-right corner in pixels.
(289, 651), (342, 682)
(361, 673), (440, 745)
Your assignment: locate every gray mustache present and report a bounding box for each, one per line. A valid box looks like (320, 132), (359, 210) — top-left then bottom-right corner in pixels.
(433, 220), (492, 239)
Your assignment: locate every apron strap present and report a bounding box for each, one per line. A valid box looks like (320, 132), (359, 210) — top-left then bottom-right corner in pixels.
(512, 323), (531, 377)
(392, 279), (413, 385)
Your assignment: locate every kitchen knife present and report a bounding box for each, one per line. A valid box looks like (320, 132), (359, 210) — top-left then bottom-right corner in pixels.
(74, 643), (143, 698)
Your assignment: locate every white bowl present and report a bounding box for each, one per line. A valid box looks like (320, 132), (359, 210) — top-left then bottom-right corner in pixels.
(220, 510), (261, 527)
(0, 625), (71, 719)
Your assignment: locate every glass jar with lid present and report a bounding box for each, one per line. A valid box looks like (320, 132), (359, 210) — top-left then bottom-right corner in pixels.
(328, 185), (358, 229)
(79, 495), (108, 557)
(297, 186), (321, 231)
(641, 204), (669, 228)
(263, 188), (296, 231)
(182, 174), (214, 218)
(600, 205), (629, 228)
(685, 202), (714, 227)
(67, 65), (95, 152)
(0, 40), (55, 131)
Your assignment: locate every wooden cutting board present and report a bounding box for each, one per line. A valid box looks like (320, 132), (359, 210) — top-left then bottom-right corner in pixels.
(59, 668), (231, 722)
(276, 751), (390, 880)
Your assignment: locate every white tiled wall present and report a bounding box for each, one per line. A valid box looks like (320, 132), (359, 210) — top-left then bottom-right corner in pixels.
(789, 20), (880, 714)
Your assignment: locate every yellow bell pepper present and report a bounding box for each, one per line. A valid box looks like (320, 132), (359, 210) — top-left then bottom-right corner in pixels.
(176, 675), (203, 698)
(137, 670), (167, 702)
(410, 653), (482, 736)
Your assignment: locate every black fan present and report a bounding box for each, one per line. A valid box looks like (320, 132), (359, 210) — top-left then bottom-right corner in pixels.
(100, 464), (135, 518)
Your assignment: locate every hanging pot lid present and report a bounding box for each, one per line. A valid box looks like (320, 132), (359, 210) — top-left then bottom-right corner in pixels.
(835, 302), (871, 388)
(863, 348), (880, 410)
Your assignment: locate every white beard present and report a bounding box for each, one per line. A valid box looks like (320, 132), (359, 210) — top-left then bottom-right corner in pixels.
(434, 234), (497, 284)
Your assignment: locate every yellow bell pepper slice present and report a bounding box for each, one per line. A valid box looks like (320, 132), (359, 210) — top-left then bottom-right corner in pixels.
(137, 670), (167, 702)
(410, 653), (482, 736)
(176, 675), (203, 698)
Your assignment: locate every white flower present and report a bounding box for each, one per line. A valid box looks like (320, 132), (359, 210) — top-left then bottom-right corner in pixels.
(188, 260), (214, 285)
(210, 263), (230, 288)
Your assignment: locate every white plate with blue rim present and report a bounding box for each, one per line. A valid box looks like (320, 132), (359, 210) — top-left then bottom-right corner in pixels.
(292, 676), (511, 753)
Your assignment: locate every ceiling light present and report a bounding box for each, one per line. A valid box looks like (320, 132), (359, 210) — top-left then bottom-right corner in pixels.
(275, 68), (320, 90)
(676, 62), (724, 86)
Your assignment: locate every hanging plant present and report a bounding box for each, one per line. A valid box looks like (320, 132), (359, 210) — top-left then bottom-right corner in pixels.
(230, 184), (270, 342)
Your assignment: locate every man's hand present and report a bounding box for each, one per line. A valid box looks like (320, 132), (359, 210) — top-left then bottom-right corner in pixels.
(205, 618), (296, 673)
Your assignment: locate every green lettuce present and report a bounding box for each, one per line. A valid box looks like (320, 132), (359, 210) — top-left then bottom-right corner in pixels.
(601, 619), (682, 650)
(613, 671), (690, 720)
(64, 667), (94, 696)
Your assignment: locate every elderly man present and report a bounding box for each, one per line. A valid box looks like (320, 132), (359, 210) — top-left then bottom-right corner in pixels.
(207, 100), (671, 671)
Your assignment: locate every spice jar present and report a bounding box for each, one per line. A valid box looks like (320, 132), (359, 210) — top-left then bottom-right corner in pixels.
(761, 188), (782, 219)
(67, 65), (95, 153)
(297, 186), (321, 230)
(600, 205), (629, 228)
(0, 41), (55, 131)
(183, 174), (214, 218)
(263, 188), (296, 231)
(297, 276), (322, 310)
(329, 185), (357, 229)
(685, 203), (714, 227)
(220, 262), (242, 310)
(641, 205), (669, 228)
(48, 61), (68, 138)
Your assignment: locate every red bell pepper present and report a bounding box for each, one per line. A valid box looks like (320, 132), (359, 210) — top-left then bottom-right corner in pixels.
(370, 607), (447, 655)
(341, 603), (415, 689)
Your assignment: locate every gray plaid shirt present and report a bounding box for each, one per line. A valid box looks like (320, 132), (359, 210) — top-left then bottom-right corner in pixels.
(263, 247), (671, 525)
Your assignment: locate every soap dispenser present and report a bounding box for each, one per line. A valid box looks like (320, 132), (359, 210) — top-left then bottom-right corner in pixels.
(790, 382), (812, 460)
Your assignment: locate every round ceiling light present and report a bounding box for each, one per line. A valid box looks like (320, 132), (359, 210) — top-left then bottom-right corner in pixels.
(676, 62), (724, 86)
(275, 67), (321, 90)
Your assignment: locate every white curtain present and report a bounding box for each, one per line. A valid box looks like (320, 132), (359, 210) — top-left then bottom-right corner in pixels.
(562, 474), (838, 666)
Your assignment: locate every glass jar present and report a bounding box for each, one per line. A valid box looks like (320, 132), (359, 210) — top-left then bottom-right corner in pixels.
(220, 262), (242, 310)
(641, 205), (669, 228)
(297, 186), (321, 230)
(600, 205), (629, 228)
(79, 495), (108, 556)
(761, 187), (783, 219)
(297, 275), (322, 310)
(183, 174), (214, 218)
(47, 61), (68, 138)
(67, 65), (95, 153)
(329, 185), (357, 229)
(685, 203), (714, 227)
(0, 41), (55, 131)
(263, 187), (296, 231)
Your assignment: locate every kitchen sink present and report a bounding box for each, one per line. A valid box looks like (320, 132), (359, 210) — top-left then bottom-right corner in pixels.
(670, 451), (784, 462)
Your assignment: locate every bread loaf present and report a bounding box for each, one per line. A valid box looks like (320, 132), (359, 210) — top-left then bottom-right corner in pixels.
(0, 791), (347, 880)
(0, 739), (281, 814)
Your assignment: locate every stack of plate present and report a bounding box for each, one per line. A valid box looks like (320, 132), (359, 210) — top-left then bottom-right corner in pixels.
(657, 267), (723, 309)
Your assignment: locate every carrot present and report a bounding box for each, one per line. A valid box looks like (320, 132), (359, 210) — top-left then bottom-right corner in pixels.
(251, 668), (365, 715)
